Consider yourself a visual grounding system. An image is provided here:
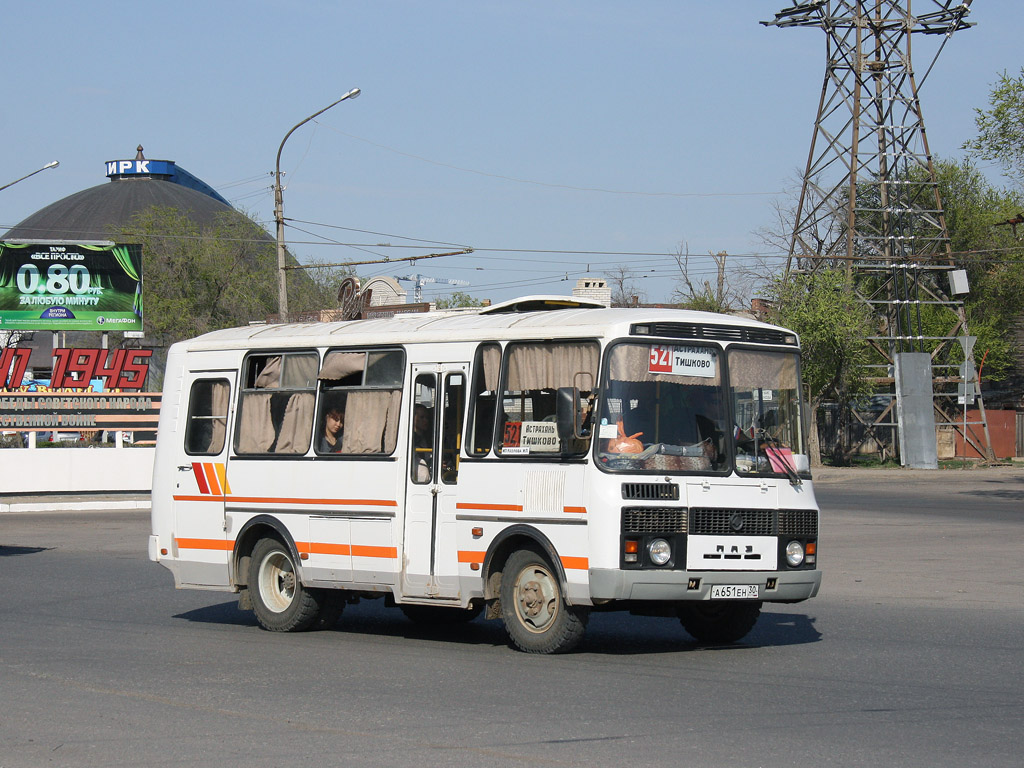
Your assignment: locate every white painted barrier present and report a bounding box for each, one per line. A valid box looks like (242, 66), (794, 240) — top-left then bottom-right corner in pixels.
(0, 447), (155, 495)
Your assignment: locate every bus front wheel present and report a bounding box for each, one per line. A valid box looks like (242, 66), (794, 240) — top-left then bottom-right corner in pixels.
(678, 601), (761, 644)
(249, 537), (324, 632)
(500, 548), (588, 654)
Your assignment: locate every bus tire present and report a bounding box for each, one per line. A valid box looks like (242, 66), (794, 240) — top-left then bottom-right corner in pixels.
(400, 603), (483, 625)
(500, 548), (588, 654)
(678, 601), (761, 644)
(249, 537), (322, 632)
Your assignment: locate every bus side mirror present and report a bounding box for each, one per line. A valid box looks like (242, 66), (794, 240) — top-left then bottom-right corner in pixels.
(556, 386), (580, 442)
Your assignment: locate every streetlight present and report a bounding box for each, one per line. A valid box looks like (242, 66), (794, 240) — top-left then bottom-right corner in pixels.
(0, 160), (59, 193)
(274, 88), (361, 321)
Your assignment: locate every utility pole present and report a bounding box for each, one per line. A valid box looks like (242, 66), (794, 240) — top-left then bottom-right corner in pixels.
(274, 88), (360, 322)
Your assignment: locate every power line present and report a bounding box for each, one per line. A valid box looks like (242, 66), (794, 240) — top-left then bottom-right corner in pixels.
(316, 122), (783, 199)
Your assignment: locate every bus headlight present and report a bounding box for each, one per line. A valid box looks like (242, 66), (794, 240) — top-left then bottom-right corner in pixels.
(785, 540), (805, 567)
(648, 538), (672, 566)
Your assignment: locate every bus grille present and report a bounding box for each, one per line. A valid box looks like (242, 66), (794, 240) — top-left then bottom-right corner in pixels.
(690, 508), (818, 536)
(622, 507), (687, 534)
(621, 482), (680, 501)
(691, 508), (774, 536)
(779, 509), (819, 536)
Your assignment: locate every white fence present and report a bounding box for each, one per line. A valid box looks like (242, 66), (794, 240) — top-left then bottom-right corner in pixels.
(0, 447), (154, 495)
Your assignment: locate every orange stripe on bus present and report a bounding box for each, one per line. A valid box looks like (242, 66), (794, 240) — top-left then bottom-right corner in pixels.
(231, 496), (398, 507)
(214, 463), (232, 495)
(563, 506), (587, 514)
(457, 550), (486, 564)
(171, 495), (397, 507)
(351, 544), (398, 559)
(455, 502), (523, 512)
(203, 463), (222, 496)
(560, 556), (589, 570)
(301, 542), (352, 556)
(176, 538), (233, 551)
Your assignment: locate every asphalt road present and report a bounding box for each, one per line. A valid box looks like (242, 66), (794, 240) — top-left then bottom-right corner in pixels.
(1, 468), (1022, 767)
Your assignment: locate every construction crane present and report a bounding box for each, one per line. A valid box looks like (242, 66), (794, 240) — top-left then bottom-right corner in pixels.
(394, 274), (469, 303)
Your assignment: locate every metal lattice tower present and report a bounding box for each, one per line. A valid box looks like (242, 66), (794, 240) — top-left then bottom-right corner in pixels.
(764, 1), (993, 462)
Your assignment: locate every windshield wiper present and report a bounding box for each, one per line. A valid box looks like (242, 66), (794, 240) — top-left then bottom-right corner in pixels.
(758, 430), (802, 486)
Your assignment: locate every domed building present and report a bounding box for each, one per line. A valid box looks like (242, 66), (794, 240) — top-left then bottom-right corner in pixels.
(1, 147), (291, 382)
(3, 146), (236, 242)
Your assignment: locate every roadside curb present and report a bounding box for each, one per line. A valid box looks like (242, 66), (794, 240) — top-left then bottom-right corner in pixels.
(0, 497), (151, 514)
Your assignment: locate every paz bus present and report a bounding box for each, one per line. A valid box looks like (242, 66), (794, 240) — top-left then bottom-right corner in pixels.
(149, 297), (821, 653)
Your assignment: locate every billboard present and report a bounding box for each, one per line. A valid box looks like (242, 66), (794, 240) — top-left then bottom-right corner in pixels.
(0, 242), (143, 331)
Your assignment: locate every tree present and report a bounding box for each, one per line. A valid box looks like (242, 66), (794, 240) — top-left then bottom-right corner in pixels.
(120, 206), (340, 346)
(606, 265), (646, 307)
(930, 158), (1024, 382)
(672, 244), (740, 313)
(963, 68), (1024, 186)
(434, 291), (484, 309)
(761, 269), (874, 466)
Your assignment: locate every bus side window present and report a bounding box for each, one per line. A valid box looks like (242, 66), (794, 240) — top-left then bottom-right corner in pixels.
(317, 348), (405, 456)
(496, 341), (599, 457)
(184, 379), (230, 455)
(441, 372), (465, 484)
(467, 343), (500, 455)
(411, 375), (436, 483)
(235, 352), (317, 455)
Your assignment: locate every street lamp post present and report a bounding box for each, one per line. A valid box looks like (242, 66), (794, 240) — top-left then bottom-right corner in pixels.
(274, 88), (360, 322)
(0, 160), (59, 193)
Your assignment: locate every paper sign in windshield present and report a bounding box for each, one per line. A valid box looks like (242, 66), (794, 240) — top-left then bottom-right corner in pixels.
(520, 421), (560, 452)
(648, 344), (716, 378)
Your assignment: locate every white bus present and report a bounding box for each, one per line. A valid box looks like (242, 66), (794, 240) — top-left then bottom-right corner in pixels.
(149, 297), (820, 653)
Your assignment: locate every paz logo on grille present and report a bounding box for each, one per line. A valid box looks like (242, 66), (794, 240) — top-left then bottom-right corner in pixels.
(729, 512), (745, 532)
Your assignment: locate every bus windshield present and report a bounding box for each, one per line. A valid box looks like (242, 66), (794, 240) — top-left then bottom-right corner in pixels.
(728, 348), (808, 477)
(596, 341), (807, 478)
(597, 342), (729, 473)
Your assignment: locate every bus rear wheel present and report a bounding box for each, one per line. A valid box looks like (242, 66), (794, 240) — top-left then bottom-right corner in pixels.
(678, 601), (761, 644)
(249, 537), (324, 632)
(500, 548), (588, 654)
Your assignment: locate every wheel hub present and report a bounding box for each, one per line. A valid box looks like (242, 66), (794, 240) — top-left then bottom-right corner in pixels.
(514, 566), (558, 633)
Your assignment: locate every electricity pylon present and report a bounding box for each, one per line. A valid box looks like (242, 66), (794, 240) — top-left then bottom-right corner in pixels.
(764, 0), (994, 463)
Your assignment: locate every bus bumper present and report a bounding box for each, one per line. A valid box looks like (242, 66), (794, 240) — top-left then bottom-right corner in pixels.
(588, 568), (821, 603)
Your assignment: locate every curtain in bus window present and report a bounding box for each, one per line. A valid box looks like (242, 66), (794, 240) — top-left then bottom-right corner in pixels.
(607, 343), (721, 385)
(237, 393), (275, 453)
(319, 352), (364, 381)
(341, 390), (396, 453)
(207, 381), (229, 453)
(255, 356), (283, 388)
(727, 352), (797, 389)
(282, 355), (319, 388)
(507, 343), (598, 390)
(274, 393), (314, 454)
(382, 389), (402, 453)
(481, 344), (500, 391)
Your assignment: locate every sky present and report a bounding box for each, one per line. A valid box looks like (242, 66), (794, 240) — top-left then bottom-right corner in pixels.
(2, 1), (1020, 306)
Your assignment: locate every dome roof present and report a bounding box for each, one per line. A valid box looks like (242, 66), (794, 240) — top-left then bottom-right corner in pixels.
(2, 176), (242, 242)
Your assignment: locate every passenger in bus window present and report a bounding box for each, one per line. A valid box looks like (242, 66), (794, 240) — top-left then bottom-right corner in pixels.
(413, 405), (432, 448)
(319, 405), (345, 453)
(413, 405), (433, 481)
